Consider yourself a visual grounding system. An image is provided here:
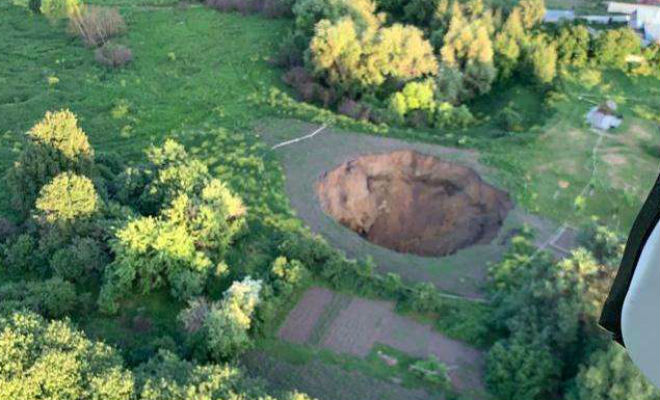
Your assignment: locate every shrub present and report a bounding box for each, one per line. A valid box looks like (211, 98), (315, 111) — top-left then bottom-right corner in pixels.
(179, 277), (262, 361)
(34, 172), (100, 225)
(206, 0), (263, 14)
(0, 278), (77, 318)
(262, 0), (293, 17)
(2, 234), (42, 275)
(498, 105), (524, 131)
(6, 110), (95, 218)
(68, 6), (126, 47)
(387, 79), (436, 123)
(410, 355), (451, 389)
(337, 98), (371, 121)
(50, 237), (108, 281)
(282, 67), (337, 107)
(434, 102), (475, 129)
(95, 42), (133, 68)
(40, 0), (80, 18)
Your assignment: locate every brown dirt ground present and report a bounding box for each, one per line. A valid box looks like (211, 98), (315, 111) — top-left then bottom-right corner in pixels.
(278, 287), (485, 394)
(277, 287), (335, 344)
(242, 350), (435, 400)
(317, 150), (513, 257)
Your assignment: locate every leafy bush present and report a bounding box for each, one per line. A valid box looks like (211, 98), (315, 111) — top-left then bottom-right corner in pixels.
(0, 278), (77, 318)
(410, 355), (451, 389)
(486, 334), (560, 400)
(6, 109), (95, 218)
(434, 102), (475, 129)
(68, 6), (126, 47)
(34, 172), (100, 225)
(2, 234), (42, 275)
(95, 42), (133, 68)
(0, 311), (134, 400)
(179, 277), (262, 361)
(40, 0), (79, 18)
(50, 237), (108, 281)
(498, 105), (524, 131)
(99, 141), (246, 313)
(387, 79), (436, 122)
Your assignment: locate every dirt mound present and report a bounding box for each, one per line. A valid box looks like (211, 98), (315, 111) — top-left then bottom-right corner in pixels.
(316, 150), (513, 257)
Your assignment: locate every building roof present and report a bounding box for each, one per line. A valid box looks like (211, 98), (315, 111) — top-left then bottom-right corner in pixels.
(608, 1), (660, 14)
(544, 9), (576, 22)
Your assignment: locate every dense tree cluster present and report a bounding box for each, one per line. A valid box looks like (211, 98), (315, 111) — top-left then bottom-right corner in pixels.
(0, 109), (327, 400)
(0, 311), (308, 400)
(485, 225), (658, 400)
(261, 0), (660, 130)
(272, 0), (560, 130)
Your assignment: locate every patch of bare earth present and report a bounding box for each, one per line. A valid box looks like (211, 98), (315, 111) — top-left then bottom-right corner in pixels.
(279, 288), (485, 394)
(317, 150), (513, 257)
(242, 351), (434, 400)
(278, 287), (335, 344)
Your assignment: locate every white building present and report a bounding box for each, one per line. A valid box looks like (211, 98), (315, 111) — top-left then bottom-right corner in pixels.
(607, 2), (660, 42)
(544, 9), (576, 22)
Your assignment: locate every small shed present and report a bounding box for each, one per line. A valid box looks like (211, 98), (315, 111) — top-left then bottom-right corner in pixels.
(586, 102), (622, 130)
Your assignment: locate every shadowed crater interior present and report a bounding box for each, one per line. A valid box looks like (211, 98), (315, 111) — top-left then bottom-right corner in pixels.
(316, 150), (513, 257)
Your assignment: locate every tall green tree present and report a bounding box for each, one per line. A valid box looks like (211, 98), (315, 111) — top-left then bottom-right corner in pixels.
(7, 110), (95, 218)
(568, 344), (660, 400)
(524, 34), (557, 84)
(494, 7), (526, 79)
(557, 25), (591, 67)
(34, 172), (100, 225)
(0, 311), (134, 400)
(594, 27), (642, 69)
(519, 0), (545, 29)
(373, 23), (439, 82)
(308, 18), (381, 94)
(99, 142), (246, 314)
(440, 3), (497, 98)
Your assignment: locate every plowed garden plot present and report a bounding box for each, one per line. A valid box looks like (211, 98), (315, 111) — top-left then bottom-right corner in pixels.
(278, 287), (485, 393)
(242, 350), (434, 400)
(277, 287), (335, 344)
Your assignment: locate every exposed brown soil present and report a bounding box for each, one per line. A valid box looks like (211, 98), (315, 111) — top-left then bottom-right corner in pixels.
(316, 150), (513, 257)
(278, 287), (485, 394)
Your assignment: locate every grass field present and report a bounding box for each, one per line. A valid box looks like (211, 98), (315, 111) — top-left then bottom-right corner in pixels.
(0, 2), (289, 212)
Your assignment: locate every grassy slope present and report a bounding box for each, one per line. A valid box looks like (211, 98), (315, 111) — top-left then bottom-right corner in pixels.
(0, 3), (289, 211)
(0, 2), (292, 360)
